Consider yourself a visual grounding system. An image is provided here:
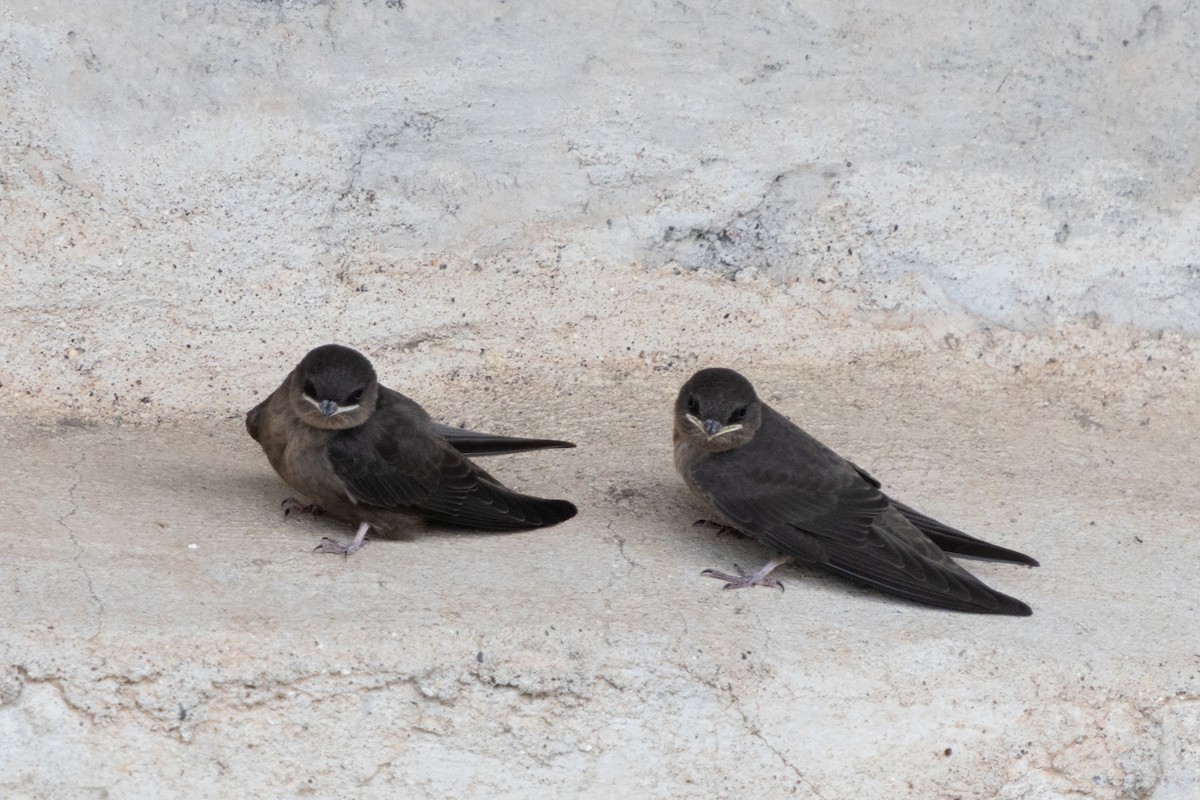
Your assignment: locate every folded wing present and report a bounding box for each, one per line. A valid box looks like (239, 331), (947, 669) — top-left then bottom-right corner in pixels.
(328, 395), (576, 531)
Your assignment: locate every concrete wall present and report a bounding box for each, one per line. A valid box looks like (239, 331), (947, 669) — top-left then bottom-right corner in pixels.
(2, 3), (1199, 799)
(2, 0), (1197, 420)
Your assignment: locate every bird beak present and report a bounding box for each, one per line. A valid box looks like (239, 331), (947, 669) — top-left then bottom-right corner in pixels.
(686, 414), (742, 440)
(318, 399), (338, 418)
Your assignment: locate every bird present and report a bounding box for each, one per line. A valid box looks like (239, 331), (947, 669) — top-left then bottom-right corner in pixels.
(246, 344), (577, 554)
(673, 367), (1038, 616)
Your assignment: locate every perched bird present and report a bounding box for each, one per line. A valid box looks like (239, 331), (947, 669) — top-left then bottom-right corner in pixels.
(247, 344), (577, 554)
(673, 367), (1038, 616)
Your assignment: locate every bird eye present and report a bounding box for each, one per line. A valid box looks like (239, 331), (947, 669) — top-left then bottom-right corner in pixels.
(730, 405), (747, 422)
(686, 396), (700, 415)
(346, 388), (364, 405)
(303, 379), (317, 398)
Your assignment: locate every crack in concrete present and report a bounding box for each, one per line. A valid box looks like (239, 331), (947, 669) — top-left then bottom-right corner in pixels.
(606, 519), (643, 573)
(587, 520), (647, 612)
(743, 602), (775, 660)
(13, 645), (1195, 799)
(724, 675), (824, 799)
(12, 667), (202, 749)
(678, 660), (827, 799)
(12, 662), (596, 735)
(57, 453), (104, 639)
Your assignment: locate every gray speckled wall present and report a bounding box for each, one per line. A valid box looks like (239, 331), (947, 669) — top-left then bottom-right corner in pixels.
(3, 1), (1197, 418)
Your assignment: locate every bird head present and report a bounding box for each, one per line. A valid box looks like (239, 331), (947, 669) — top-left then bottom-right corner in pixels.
(674, 367), (762, 451)
(290, 344), (379, 430)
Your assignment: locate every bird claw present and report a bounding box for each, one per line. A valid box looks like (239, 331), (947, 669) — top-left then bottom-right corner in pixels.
(313, 522), (371, 557)
(313, 536), (363, 556)
(701, 557), (791, 592)
(282, 497), (325, 518)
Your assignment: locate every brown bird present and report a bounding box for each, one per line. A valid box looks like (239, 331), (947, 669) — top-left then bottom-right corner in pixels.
(673, 367), (1037, 615)
(247, 344), (577, 554)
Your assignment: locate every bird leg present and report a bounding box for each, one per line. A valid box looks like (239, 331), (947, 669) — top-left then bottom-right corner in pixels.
(282, 497), (325, 517)
(315, 522), (371, 556)
(702, 555), (793, 591)
(693, 519), (749, 539)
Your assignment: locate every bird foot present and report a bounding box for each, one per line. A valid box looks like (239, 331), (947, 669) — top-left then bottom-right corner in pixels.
(313, 522), (371, 556)
(702, 555), (793, 592)
(693, 519), (748, 539)
(282, 497), (325, 517)
(314, 537), (364, 556)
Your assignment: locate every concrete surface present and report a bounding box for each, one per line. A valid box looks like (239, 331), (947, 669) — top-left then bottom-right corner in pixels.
(3, 0), (1200, 797)
(3, 0), (1200, 421)
(3, 352), (1199, 798)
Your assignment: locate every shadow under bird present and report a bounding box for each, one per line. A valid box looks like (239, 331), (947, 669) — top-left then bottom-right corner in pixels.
(673, 367), (1038, 616)
(246, 344), (577, 554)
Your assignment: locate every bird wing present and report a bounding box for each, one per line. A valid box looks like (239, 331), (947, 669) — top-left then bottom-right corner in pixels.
(808, 508), (1031, 614)
(845, 459), (1038, 567)
(692, 407), (1030, 614)
(431, 423), (575, 456)
(328, 393), (575, 530)
(691, 432), (886, 562)
(886, 497), (1039, 567)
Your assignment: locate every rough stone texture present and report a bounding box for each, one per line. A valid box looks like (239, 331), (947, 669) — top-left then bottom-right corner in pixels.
(2, 0), (1199, 797)
(3, 360), (1199, 799)
(3, 0), (1200, 420)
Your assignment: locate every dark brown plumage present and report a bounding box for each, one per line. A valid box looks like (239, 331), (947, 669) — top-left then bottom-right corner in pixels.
(247, 344), (577, 554)
(673, 367), (1037, 616)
